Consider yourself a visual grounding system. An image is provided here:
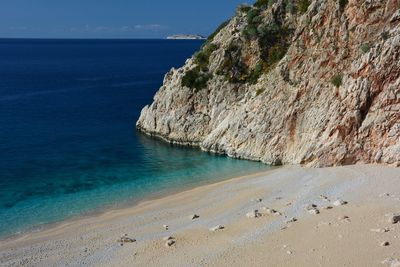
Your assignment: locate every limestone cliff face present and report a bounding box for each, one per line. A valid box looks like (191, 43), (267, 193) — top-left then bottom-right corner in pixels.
(137, 0), (400, 167)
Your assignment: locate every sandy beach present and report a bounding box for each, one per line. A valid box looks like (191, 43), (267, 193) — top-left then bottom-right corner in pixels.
(1, 165), (400, 267)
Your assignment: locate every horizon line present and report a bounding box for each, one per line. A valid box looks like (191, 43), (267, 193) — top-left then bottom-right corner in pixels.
(0, 37), (207, 40)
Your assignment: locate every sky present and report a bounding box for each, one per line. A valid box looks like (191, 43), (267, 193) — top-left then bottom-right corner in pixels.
(0, 0), (252, 39)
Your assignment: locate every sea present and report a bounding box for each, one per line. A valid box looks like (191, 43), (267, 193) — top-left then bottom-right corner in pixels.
(0, 39), (270, 238)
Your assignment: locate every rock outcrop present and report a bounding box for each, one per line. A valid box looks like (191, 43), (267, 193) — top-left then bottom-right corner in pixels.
(137, 0), (400, 167)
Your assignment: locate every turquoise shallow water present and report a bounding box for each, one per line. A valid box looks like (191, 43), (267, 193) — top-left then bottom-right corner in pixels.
(0, 39), (270, 238)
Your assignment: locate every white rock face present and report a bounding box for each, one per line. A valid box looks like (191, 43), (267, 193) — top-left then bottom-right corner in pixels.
(137, 0), (400, 167)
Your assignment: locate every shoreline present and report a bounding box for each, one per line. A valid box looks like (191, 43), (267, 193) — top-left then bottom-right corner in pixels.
(0, 168), (276, 242)
(1, 164), (400, 266)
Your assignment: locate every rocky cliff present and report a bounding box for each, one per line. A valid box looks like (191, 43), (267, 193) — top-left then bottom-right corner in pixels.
(137, 0), (400, 167)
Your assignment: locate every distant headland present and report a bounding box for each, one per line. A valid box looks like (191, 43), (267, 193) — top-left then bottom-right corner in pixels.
(166, 34), (206, 40)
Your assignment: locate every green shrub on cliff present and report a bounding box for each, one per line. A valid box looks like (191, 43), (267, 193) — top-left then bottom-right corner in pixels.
(381, 31), (390, 40)
(331, 74), (343, 88)
(217, 44), (270, 85)
(194, 43), (218, 71)
(220, 1), (293, 85)
(247, 62), (265, 84)
(285, 0), (295, 14)
(181, 67), (212, 91)
(243, 8), (263, 39)
(360, 43), (370, 54)
(255, 88), (265, 96)
(216, 43), (249, 83)
(298, 0), (310, 14)
(254, 0), (269, 8)
(339, 0), (348, 13)
(182, 43), (218, 90)
(257, 23), (291, 69)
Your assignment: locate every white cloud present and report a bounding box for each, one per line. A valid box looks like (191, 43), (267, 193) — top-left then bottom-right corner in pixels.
(133, 24), (166, 30)
(69, 24), (167, 33)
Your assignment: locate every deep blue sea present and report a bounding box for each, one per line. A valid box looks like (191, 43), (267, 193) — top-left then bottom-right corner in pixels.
(0, 39), (269, 238)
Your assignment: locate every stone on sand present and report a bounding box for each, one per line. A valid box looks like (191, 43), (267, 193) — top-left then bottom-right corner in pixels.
(370, 228), (390, 233)
(305, 204), (317, 210)
(210, 225), (224, 231)
(165, 239), (175, 247)
(305, 204), (319, 215)
(320, 195), (330, 201)
(333, 199), (348, 206)
(191, 214), (200, 220)
(286, 217), (297, 223)
(308, 208), (320, 215)
(246, 210), (262, 218)
(381, 241), (390, 247)
(388, 213), (400, 224)
(261, 207), (278, 215)
(118, 236), (136, 243)
(163, 224), (169, 230)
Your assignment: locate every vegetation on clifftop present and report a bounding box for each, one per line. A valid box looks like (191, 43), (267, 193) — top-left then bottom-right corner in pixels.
(183, 0), (297, 89)
(218, 3), (293, 85)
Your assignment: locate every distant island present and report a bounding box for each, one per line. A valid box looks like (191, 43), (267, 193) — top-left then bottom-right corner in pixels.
(166, 34), (206, 40)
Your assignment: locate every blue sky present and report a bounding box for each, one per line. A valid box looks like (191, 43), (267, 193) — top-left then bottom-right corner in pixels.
(0, 0), (252, 38)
